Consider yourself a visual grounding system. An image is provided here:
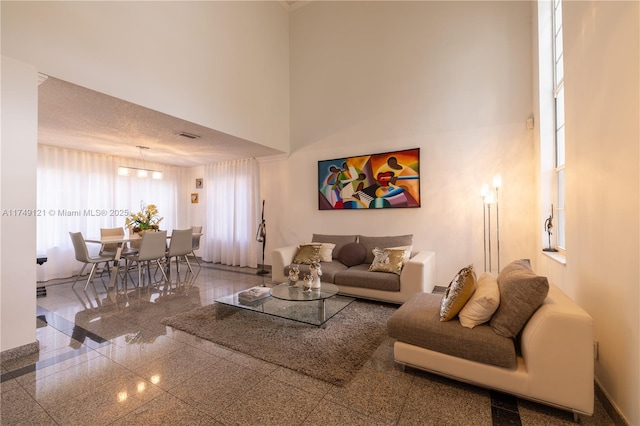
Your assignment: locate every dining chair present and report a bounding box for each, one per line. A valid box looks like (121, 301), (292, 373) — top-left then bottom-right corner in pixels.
(69, 232), (115, 290)
(128, 227), (142, 250)
(99, 227), (124, 256)
(166, 228), (195, 282)
(124, 230), (169, 290)
(189, 225), (203, 267)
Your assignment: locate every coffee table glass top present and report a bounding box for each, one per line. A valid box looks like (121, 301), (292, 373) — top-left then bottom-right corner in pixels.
(270, 282), (339, 301)
(215, 282), (354, 326)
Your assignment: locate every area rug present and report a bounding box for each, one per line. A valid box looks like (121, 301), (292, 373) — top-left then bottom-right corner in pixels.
(161, 300), (396, 386)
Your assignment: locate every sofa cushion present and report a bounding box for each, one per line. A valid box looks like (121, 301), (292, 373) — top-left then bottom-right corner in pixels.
(387, 292), (516, 368)
(490, 259), (549, 338)
(292, 244), (321, 264)
(335, 264), (400, 291)
(440, 265), (476, 321)
(358, 234), (413, 264)
(338, 242), (367, 267)
(285, 261), (347, 284)
(369, 247), (406, 275)
(312, 234), (357, 259)
(458, 272), (500, 328)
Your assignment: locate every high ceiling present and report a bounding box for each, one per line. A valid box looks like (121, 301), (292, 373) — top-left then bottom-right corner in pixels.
(37, 76), (284, 168)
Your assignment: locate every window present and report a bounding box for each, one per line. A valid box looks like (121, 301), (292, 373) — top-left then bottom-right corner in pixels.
(552, 0), (566, 250)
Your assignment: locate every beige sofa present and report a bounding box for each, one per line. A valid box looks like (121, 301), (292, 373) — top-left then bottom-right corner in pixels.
(272, 234), (436, 304)
(387, 283), (594, 417)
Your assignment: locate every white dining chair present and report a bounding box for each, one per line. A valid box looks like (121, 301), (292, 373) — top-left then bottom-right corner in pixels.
(69, 232), (115, 290)
(189, 225), (202, 267)
(166, 228), (195, 283)
(124, 230), (169, 290)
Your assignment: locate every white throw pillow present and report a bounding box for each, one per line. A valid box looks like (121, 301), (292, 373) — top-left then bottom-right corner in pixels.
(458, 272), (500, 329)
(318, 243), (336, 262)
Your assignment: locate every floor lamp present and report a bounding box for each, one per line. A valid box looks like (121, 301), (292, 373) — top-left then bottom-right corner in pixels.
(481, 175), (502, 273)
(493, 174), (502, 272)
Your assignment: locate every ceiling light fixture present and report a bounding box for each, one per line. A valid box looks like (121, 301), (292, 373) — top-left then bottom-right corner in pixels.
(177, 131), (200, 139)
(117, 146), (163, 179)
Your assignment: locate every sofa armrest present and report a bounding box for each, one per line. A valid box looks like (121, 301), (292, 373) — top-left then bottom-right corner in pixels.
(520, 285), (594, 415)
(271, 245), (299, 282)
(401, 251), (437, 294)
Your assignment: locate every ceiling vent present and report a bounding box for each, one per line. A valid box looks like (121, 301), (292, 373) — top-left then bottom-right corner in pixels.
(177, 131), (200, 140)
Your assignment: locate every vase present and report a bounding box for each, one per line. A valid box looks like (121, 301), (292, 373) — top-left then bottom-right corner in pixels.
(310, 263), (322, 289)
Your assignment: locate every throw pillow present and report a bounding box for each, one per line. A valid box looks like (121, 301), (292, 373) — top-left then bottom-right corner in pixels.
(292, 244), (321, 265)
(458, 272), (500, 328)
(440, 265), (476, 322)
(318, 243), (336, 262)
(368, 247), (406, 275)
(387, 245), (413, 265)
(312, 234), (357, 259)
(358, 234), (413, 264)
(489, 259), (550, 338)
(337, 242), (367, 267)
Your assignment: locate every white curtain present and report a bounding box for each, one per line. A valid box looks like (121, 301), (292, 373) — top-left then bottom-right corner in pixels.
(202, 158), (261, 267)
(36, 145), (181, 281)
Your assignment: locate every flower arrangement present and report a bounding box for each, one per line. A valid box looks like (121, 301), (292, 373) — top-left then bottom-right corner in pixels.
(125, 201), (163, 233)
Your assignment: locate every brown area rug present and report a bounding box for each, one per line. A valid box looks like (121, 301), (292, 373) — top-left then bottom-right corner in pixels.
(161, 300), (396, 386)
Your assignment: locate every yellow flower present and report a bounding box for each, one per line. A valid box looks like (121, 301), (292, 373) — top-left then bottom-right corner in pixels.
(125, 201), (163, 232)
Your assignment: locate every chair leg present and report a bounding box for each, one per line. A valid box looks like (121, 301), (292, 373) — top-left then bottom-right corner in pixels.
(84, 263), (99, 291)
(190, 251), (201, 267)
(156, 259), (169, 283)
(72, 264), (89, 288)
(183, 256), (194, 276)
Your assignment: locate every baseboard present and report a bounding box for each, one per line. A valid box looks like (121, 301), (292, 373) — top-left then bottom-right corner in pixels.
(594, 378), (630, 425)
(1, 340), (39, 362)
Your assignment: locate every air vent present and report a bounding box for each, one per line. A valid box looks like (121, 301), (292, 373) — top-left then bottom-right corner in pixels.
(177, 132), (200, 140)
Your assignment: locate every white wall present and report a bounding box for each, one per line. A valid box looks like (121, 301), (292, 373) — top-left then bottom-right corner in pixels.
(1, 57), (38, 352)
(1, 1), (290, 153)
(535, 1), (640, 424)
(261, 1), (536, 285)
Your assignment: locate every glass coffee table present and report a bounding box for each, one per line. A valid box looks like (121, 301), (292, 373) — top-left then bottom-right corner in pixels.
(215, 282), (354, 326)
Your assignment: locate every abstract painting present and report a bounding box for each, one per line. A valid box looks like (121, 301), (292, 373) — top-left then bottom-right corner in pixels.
(318, 148), (420, 210)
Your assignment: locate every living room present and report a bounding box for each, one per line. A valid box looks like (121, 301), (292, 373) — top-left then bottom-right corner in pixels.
(1, 1), (638, 425)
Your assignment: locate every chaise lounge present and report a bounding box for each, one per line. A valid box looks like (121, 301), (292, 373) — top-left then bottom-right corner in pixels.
(387, 260), (594, 417)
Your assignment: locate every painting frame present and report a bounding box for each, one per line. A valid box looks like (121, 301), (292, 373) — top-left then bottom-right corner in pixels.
(318, 148), (421, 210)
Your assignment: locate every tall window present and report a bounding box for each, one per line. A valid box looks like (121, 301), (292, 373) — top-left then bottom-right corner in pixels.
(552, 0), (566, 250)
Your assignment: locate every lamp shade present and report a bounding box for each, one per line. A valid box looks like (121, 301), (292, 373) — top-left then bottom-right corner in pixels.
(492, 174), (502, 189)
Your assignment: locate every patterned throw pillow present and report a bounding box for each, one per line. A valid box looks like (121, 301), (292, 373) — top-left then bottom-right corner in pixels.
(292, 244), (321, 264)
(387, 245), (413, 265)
(368, 247), (407, 275)
(440, 265), (477, 322)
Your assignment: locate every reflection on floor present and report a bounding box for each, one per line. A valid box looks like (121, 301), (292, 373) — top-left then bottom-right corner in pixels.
(1, 263), (620, 425)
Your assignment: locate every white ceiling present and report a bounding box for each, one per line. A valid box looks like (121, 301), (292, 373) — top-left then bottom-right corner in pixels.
(37, 76), (284, 168)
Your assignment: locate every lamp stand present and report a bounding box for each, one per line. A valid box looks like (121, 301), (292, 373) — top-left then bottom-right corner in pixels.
(495, 187), (500, 272)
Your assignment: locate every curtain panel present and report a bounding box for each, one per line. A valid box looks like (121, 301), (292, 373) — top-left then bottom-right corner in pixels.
(202, 158), (261, 268)
(36, 145), (181, 281)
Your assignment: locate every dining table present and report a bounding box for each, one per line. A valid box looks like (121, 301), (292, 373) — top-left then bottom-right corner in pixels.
(85, 234), (142, 289)
(85, 231), (202, 289)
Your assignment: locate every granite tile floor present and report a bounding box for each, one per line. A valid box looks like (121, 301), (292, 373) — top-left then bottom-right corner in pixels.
(1, 263), (621, 425)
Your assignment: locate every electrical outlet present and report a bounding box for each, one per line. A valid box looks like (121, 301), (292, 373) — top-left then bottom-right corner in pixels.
(593, 340), (599, 360)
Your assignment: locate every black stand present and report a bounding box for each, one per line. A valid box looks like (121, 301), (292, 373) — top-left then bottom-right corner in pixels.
(256, 200), (269, 275)
(256, 241), (269, 275)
